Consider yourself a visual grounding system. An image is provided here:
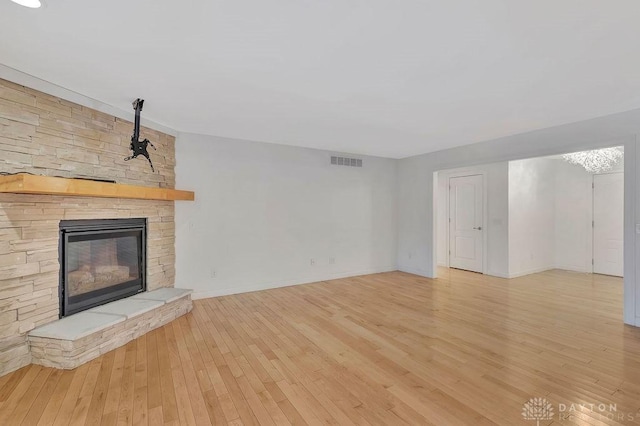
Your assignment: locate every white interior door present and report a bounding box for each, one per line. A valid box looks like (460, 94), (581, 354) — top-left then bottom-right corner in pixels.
(593, 172), (624, 277)
(449, 175), (484, 273)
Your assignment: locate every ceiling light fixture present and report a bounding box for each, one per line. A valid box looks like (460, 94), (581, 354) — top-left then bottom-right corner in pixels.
(10, 0), (41, 8)
(562, 147), (623, 173)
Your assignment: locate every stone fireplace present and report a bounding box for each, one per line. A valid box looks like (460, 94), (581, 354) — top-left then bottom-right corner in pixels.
(0, 77), (186, 376)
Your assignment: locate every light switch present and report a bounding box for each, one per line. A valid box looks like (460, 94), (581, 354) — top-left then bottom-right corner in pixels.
(636, 224), (640, 234)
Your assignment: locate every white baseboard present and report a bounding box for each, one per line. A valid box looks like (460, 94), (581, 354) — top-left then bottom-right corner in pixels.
(187, 266), (397, 300)
(397, 267), (434, 278)
(506, 265), (594, 279)
(554, 264), (592, 274)
(506, 266), (555, 279)
(486, 270), (510, 279)
(430, 266), (590, 279)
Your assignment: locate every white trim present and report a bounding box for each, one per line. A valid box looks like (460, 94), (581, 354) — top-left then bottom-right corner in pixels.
(506, 266), (554, 279)
(486, 270), (510, 279)
(624, 137), (637, 325)
(0, 64), (177, 136)
(554, 264), (592, 274)
(438, 169), (488, 276)
(431, 171), (439, 278)
(399, 266), (434, 278)
(186, 266), (398, 300)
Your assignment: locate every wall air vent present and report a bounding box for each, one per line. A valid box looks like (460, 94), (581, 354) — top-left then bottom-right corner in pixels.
(330, 156), (363, 167)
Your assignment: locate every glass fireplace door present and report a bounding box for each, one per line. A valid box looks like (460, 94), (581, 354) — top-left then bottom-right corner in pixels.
(60, 219), (146, 317)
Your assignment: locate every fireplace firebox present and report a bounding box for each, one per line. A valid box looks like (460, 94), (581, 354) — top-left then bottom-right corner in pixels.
(59, 218), (147, 317)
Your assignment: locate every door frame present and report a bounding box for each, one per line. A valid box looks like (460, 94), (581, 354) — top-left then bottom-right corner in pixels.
(427, 136), (635, 326)
(441, 170), (488, 274)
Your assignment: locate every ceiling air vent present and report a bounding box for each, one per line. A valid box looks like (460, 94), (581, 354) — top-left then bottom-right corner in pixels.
(331, 156), (363, 167)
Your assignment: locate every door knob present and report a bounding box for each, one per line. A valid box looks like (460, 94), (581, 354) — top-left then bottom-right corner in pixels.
(473, 226), (482, 230)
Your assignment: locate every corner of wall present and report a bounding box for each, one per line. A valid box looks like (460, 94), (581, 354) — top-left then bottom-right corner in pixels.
(0, 64), (177, 136)
(0, 338), (32, 377)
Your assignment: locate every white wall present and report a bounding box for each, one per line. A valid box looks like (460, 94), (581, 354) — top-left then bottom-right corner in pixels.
(508, 157), (623, 276)
(508, 157), (556, 277)
(554, 160), (593, 272)
(436, 157), (624, 278)
(436, 163), (509, 277)
(436, 157), (596, 279)
(396, 107), (639, 326)
(175, 133), (397, 299)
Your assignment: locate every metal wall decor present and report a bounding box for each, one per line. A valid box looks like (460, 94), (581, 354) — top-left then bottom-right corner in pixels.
(124, 98), (156, 172)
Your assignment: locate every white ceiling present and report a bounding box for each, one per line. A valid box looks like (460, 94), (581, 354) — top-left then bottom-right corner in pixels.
(2, 1), (640, 158)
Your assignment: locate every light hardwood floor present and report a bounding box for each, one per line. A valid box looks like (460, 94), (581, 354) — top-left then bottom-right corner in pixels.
(1, 269), (640, 425)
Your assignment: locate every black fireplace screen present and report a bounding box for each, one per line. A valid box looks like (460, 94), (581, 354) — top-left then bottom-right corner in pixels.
(59, 218), (146, 317)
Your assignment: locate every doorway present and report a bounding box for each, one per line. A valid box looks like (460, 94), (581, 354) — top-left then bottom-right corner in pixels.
(449, 174), (484, 273)
(435, 146), (624, 280)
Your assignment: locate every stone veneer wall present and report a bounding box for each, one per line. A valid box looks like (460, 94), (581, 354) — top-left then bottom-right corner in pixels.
(30, 293), (192, 370)
(0, 78), (177, 376)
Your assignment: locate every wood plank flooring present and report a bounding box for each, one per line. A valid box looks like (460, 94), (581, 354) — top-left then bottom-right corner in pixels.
(2, 269), (640, 425)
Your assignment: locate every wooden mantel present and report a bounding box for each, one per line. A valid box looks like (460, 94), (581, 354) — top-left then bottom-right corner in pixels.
(0, 174), (195, 201)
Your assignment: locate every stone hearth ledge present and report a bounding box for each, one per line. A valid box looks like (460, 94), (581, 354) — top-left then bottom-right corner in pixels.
(28, 288), (192, 369)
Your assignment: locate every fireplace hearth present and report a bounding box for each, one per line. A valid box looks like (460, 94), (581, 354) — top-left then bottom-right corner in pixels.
(59, 218), (147, 317)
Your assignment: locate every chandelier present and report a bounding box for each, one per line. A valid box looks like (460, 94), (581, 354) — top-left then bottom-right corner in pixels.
(562, 147), (623, 173)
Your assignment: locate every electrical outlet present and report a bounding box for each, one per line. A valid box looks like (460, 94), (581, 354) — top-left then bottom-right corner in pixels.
(329, 257), (335, 265)
(210, 268), (217, 279)
(310, 259), (316, 266)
